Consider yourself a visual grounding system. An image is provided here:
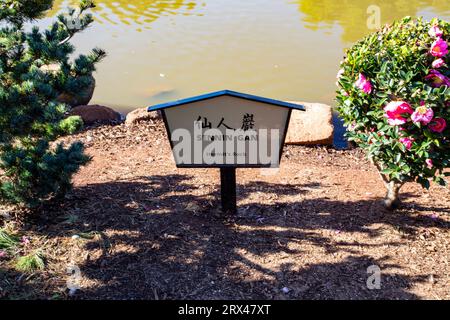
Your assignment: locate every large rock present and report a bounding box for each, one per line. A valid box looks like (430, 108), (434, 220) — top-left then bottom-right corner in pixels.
(40, 64), (96, 107)
(285, 101), (334, 145)
(125, 108), (160, 126)
(57, 77), (96, 107)
(70, 105), (121, 125)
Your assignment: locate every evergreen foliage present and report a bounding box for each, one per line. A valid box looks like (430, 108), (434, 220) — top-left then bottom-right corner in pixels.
(0, 0), (106, 207)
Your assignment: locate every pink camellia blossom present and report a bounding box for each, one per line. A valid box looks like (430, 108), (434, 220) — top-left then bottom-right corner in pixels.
(399, 137), (413, 150)
(355, 73), (372, 94)
(430, 38), (449, 57)
(348, 122), (357, 131)
(411, 106), (434, 125)
(429, 25), (443, 38)
(425, 70), (450, 87)
(384, 101), (414, 126)
(428, 118), (447, 133)
(432, 58), (445, 69)
(21, 236), (30, 245)
(426, 159), (434, 169)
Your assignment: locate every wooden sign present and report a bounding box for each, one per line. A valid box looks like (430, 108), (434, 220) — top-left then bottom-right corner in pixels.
(148, 90), (305, 214)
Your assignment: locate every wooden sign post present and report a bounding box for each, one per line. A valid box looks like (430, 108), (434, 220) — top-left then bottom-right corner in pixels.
(148, 90), (305, 215)
(220, 167), (237, 214)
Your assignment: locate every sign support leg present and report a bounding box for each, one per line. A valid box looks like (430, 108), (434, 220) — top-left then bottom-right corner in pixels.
(220, 167), (237, 214)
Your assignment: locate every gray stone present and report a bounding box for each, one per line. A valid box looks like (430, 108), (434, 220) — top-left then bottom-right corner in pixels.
(285, 101), (334, 145)
(125, 107), (160, 126)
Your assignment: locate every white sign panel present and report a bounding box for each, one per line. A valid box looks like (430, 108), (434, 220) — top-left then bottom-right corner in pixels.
(148, 91), (305, 168)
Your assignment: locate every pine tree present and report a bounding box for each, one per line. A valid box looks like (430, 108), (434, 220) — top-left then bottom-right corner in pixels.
(0, 0), (106, 208)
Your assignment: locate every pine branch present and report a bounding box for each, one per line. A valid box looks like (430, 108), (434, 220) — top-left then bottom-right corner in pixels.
(0, 0), (53, 26)
(0, 1), (104, 207)
(56, 1), (96, 46)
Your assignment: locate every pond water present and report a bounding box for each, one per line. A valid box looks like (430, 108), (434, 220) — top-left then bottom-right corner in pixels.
(41, 0), (450, 114)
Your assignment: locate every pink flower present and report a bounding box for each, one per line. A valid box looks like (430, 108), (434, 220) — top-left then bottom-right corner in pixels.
(426, 159), (433, 169)
(21, 236), (30, 246)
(348, 122), (357, 130)
(425, 70), (450, 87)
(430, 38), (448, 57)
(399, 137), (413, 150)
(337, 69), (345, 79)
(0, 250), (7, 259)
(411, 106), (434, 125)
(355, 73), (372, 94)
(429, 25), (443, 38)
(432, 58), (445, 69)
(428, 118), (447, 133)
(384, 101), (414, 126)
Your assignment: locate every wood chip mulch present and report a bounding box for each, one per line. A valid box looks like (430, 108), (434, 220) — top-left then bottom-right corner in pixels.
(1, 118), (449, 300)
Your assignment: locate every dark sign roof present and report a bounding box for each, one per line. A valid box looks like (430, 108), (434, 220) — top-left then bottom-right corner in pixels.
(147, 90), (305, 112)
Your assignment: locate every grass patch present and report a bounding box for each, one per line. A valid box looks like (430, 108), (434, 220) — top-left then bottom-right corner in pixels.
(15, 251), (45, 273)
(0, 228), (19, 250)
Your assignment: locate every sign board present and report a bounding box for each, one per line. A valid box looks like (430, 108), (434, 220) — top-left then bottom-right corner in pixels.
(148, 90), (305, 215)
(148, 90), (305, 168)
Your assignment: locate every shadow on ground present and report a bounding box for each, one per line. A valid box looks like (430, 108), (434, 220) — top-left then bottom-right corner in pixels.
(9, 174), (449, 299)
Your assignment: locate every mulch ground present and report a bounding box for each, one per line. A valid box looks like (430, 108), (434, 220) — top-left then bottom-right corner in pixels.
(1, 117), (449, 300)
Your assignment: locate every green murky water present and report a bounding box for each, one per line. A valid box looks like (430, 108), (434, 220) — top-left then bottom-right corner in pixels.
(41, 0), (450, 113)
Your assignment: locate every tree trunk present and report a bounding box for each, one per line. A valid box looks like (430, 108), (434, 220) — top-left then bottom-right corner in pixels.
(383, 181), (403, 210)
(370, 158), (404, 210)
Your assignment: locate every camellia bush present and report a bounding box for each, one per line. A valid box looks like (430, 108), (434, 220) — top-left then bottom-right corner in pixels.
(336, 17), (450, 209)
(0, 0), (106, 208)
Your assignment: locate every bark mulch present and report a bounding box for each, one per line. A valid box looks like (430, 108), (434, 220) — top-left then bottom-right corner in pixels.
(1, 118), (449, 300)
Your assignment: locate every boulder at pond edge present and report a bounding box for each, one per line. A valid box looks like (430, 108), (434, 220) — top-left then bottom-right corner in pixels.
(285, 101), (334, 145)
(125, 108), (160, 126)
(70, 105), (122, 125)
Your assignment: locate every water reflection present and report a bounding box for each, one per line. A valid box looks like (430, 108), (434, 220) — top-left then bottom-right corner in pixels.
(292, 0), (450, 42)
(50, 0), (201, 27)
(42, 1), (450, 112)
